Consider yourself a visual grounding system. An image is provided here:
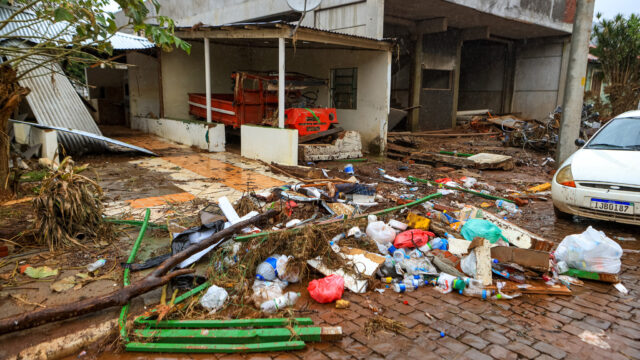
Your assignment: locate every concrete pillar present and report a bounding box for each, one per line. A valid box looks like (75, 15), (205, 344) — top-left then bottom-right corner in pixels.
(278, 37), (285, 129)
(409, 34), (423, 132)
(556, 0), (595, 164)
(204, 38), (212, 123)
(451, 38), (463, 128)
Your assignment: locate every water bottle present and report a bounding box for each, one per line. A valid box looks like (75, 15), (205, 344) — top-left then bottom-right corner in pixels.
(260, 292), (300, 313)
(419, 237), (447, 252)
(495, 200), (520, 214)
(87, 259), (106, 272)
(256, 256), (279, 281)
(348, 226), (363, 238)
(393, 248), (409, 262)
(393, 277), (421, 293)
(556, 261), (569, 274)
(462, 287), (494, 300)
(330, 233), (345, 253)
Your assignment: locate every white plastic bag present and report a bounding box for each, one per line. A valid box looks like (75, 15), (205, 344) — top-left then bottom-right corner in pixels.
(276, 255), (300, 283)
(460, 251), (477, 278)
(555, 226), (623, 274)
(366, 221), (396, 244)
(251, 279), (288, 306)
(200, 285), (228, 313)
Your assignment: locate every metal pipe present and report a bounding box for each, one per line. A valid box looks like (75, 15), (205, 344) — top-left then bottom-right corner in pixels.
(205, 38), (212, 123)
(278, 37), (285, 129)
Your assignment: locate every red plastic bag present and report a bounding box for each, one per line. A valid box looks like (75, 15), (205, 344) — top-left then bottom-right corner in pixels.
(394, 229), (435, 249)
(307, 274), (344, 303)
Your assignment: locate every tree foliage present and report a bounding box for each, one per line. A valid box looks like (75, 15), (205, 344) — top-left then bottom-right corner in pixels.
(0, 0), (190, 192)
(591, 13), (640, 115)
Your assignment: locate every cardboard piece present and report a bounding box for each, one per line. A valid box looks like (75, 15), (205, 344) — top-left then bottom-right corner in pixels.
(307, 247), (385, 293)
(478, 207), (553, 250)
(491, 246), (549, 272)
(469, 237), (492, 286)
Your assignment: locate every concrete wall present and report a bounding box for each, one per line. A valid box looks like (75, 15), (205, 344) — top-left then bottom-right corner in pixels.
(132, 116), (225, 152)
(458, 41), (507, 112)
(159, 42), (253, 120)
(243, 46), (390, 150)
(127, 51), (160, 118)
(446, 0), (574, 33)
(141, 0), (384, 39)
(512, 38), (568, 120)
(241, 125), (298, 166)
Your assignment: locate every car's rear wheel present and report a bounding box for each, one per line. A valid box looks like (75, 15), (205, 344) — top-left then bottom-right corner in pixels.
(554, 206), (572, 220)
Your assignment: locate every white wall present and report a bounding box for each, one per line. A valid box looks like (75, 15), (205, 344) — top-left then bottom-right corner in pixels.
(127, 51), (160, 117)
(132, 116), (225, 152)
(242, 46), (390, 150)
(512, 39), (568, 120)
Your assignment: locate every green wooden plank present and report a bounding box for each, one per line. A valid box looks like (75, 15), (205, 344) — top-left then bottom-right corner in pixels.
(134, 326), (322, 344)
(134, 317), (314, 328)
(126, 341), (306, 353)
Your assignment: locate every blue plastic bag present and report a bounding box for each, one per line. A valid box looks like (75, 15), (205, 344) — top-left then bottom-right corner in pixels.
(460, 219), (508, 244)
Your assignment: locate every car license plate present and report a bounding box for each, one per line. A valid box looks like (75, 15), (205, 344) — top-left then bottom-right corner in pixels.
(590, 198), (634, 214)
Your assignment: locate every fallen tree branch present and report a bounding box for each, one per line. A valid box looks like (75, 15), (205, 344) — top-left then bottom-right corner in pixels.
(0, 209), (277, 335)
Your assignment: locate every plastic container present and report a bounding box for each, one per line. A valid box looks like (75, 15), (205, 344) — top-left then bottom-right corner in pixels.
(495, 200), (520, 214)
(344, 164), (354, 174)
(388, 219), (408, 231)
(435, 273), (457, 293)
(201, 285), (229, 313)
(462, 287), (494, 299)
(393, 248), (409, 262)
(256, 255), (280, 281)
(87, 259), (106, 272)
(260, 292), (300, 313)
(366, 221), (397, 244)
(556, 261), (569, 274)
(251, 279), (288, 306)
(348, 226), (363, 238)
(275, 255), (300, 283)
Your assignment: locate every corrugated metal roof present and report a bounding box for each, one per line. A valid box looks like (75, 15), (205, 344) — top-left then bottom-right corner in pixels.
(0, 5), (154, 50)
(176, 20), (392, 43)
(0, 5), (74, 44)
(109, 32), (155, 50)
(7, 41), (105, 153)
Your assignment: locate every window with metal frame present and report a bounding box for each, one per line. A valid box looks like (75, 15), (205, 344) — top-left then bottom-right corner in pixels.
(330, 68), (357, 109)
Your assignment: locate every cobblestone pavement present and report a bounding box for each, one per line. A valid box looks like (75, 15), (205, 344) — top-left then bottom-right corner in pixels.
(206, 253), (640, 360)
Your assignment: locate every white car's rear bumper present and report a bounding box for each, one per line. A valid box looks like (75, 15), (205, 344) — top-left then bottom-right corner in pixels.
(552, 181), (640, 225)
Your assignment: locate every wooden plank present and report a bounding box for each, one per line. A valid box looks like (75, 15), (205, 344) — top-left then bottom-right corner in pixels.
(299, 127), (343, 143)
(388, 131), (500, 137)
(134, 318), (314, 328)
(133, 326), (335, 344)
(125, 341), (306, 353)
(486, 280), (572, 295)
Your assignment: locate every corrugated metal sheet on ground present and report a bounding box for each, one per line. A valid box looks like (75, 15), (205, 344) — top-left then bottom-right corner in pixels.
(8, 41), (105, 153)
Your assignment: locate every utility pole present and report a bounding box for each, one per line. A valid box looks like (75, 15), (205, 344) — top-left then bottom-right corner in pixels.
(556, 0), (595, 164)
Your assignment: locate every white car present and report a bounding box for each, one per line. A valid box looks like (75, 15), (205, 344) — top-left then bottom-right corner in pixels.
(552, 110), (640, 225)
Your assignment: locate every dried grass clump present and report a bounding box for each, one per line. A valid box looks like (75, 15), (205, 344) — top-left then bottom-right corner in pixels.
(235, 194), (260, 217)
(364, 315), (407, 336)
(33, 157), (108, 251)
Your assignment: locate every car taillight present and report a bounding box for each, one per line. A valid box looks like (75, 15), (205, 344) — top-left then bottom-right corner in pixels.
(556, 165), (575, 188)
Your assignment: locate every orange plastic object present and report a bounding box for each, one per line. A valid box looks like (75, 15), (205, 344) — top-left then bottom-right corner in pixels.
(284, 108), (337, 136)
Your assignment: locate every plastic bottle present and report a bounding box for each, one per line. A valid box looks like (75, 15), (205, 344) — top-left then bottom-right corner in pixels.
(330, 233), (345, 253)
(393, 277), (421, 293)
(435, 273), (457, 293)
(260, 292), (300, 313)
(495, 200), (520, 214)
(348, 226), (363, 238)
(256, 256), (280, 281)
(462, 287), (494, 299)
(87, 259), (106, 272)
(393, 248), (409, 262)
(556, 261), (569, 274)
(419, 237), (448, 252)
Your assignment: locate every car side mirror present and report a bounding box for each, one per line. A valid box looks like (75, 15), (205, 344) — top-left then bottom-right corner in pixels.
(575, 139), (586, 147)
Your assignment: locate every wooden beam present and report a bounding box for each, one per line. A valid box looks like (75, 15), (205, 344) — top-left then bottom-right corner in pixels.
(293, 28), (392, 51)
(416, 18), (447, 35)
(461, 26), (490, 41)
(298, 127), (344, 143)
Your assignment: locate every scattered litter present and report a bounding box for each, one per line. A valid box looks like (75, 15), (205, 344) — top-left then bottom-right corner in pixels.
(613, 283), (628, 295)
(23, 266), (58, 279)
(578, 330), (611, 350)
(87, 259), (106, 272)
(200, 285), (228, 313)
(335, 299), (350, 309)
(260, 291), (300, 313)
(308, 274), (344, 303)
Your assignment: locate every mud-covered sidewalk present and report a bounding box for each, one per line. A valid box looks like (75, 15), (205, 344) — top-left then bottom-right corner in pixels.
(1, 129), (638, 360)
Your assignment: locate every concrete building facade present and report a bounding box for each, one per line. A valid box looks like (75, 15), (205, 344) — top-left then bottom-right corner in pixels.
(117, 0), (576, 163)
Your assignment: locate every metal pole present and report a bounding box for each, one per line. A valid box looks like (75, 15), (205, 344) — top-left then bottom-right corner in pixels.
(278, 37), (285, 129)
(409, 33), (423, 132)
(204, 38), (212, 123)
(556, 0), (595, 164)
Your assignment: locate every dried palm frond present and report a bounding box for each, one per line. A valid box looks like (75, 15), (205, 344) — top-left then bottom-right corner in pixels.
(33, 157), (110, 251)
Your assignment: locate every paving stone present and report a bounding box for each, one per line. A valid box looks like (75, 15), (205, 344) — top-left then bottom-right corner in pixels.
(506, 342), (541, 359)
(273, 354), (300, 360)
(579, 294), (611, 307)
(620, 345), (640, 359)
(534, 355), (556, 360)
(583, 316), (611, 330)
(318, 311), (344, 325)
(397, 313), (420, 329)
(461, 348), (493, 360)
(532, 341), (567, 359)
(486, 344), (518, 360)
(558, 308), (586, 320)
(459, 333), (490, 350)
(439, 337), (470, 353)
(612, 324), (640, 340)
(571, 320), (609, 334)
(342, 340), (373, 360)
(458, 320), (485, 335)
(608, 302), (633, 312)
(546, 311), (572, 324)
(459, 311), (483, 323)
(429, 320), (465, 338)
(405, 344), (442, 359)
(391, 302), (415, 315)
(535, 301), (563, 313)
(480, 330), (510, 345)
(407, 309), (436, 325)
(321, 345), (352, 360)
